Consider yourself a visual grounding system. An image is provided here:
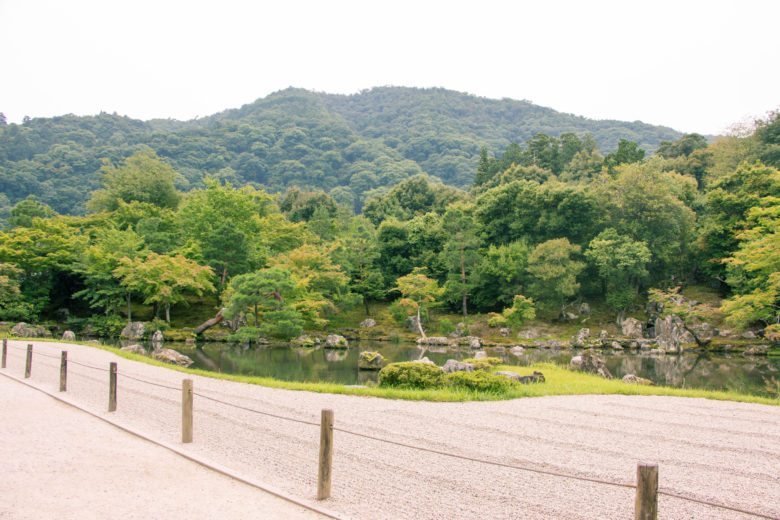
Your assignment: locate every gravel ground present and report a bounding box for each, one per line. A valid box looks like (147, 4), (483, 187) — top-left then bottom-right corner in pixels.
(3, 339), (779, 520)
(0, 371), (324, 519)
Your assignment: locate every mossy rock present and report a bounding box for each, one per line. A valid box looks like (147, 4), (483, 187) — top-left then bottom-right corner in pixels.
(164, 328), (196, 342)
(461, 356), (502, 371)
(358, 351), (386, 370)
(445, 371), (517, 393)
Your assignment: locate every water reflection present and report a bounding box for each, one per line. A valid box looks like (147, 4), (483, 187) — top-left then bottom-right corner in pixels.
(119, 339), (780, 397)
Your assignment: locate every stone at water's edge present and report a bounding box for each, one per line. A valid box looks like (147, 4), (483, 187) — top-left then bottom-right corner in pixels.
(442, 359), (474, 373)
(292, 334), (317, 347)
(151, 330), (164, 345)
(499, 327), (510, 337)
(570, 349), (613, 379)
(324, 334), (349, 349)
(654, 315), (693, 353)
(360, 318), (377, 328)
(510, 346), (524, 357)
(468, 336), (482, 349)
(417, 336), (451, 346)
(572, 328), (590, 347)
(473, 351), (487, 360)
(62, 330), (76, 341)
(621, 318), (644, 339)
(121, 344), (146, 355)
(412, 357), (436, 366)
(121, 321), (146, 340)
(358, 351), (386, 370)
(743, 345), (769, 356)
(622, 374), (654, 385)
(11, 322), (52, 338)
(152, 348), (193, 367)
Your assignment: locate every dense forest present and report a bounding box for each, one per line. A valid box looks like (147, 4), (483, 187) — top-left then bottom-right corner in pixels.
(0, 87), (681, 215)
(0, 99), (777, 343)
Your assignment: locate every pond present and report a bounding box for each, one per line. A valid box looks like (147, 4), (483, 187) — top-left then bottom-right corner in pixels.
(119, 339), (780, 398)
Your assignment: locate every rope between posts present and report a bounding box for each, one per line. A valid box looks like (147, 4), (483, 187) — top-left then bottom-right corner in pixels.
(193, 391), (320, 427)
(658, 489), (778, 520)
(118, 372), (180, 392)
(67, 359), (110, 372)
(333, 426), (635, 489)
(33, 351), (62, 360)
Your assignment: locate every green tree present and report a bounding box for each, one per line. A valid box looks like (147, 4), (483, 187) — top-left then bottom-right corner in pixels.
(440, 202), (481, 317)
(604, 139), (645, 171)
(333, 216), (385, 314)
(87, 149), (181, 212)
(470, 240), (531, 311)
(8, 196), (56, 228)
(114, 253), (214, 322)
(502, 295), (536, 327)
(393, 268), (444, 338)
(526, 238), (585, 313)
(585, 229), (651, 321)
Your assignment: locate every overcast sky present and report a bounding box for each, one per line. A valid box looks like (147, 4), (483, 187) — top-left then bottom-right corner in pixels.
(1, 0), (777, 135)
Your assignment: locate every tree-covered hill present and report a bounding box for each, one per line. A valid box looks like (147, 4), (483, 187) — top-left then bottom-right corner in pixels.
(0, 87), (682, 214)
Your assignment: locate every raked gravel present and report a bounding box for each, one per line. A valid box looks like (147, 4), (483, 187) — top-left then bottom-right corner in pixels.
(3, 339), (779, 520)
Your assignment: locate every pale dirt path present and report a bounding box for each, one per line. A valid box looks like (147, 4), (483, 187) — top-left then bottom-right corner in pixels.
(3, 340), (780, 520)
(0, 375), (325, 520)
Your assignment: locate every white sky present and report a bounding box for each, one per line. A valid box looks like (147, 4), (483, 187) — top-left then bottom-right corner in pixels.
(1, 0), (778, 135)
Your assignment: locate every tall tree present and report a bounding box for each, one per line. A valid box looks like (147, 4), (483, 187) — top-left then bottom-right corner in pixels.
(526, 238), (585, 314)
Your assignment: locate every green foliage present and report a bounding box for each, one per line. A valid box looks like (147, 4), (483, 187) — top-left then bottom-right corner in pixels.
(9, 196), (56, 227)
(470, 240), (530, 311)
(378, 362), (445, 389)
(445, 371), (516, 393)
(527, 238), (585, 312)
(75, 314), (127, 337)
(222, 267), (296, 324)
(585, 229), (651, 313)
(461, 357), (502, 371)
(502, 295), (536, 326)
(87, 149), (181, 212)
(604, 139), (645, 171)
(487, 313), (508, 328)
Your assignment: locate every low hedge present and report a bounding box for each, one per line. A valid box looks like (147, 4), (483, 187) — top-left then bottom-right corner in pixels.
(378, 362), (445, 389)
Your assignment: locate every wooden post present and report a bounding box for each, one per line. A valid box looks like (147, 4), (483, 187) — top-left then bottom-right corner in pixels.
(59, 351), (68, 392)
(635, 463), (658, 520)
(24, 344), (32, 378)
(1, 338), (7, 369)
(108, 362), (117, 412)
(317, 409), (334, 500)
(182, 379), (193, 443)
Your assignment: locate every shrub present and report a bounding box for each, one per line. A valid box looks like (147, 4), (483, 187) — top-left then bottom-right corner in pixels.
(487, 313), (507, 328)
(437, 318), (455, 334)
(378, 362), (444, 389)
(389, 298), (418, 325)
(462, 356), (502, 371)
(445, 371), (517, 393)
(79, 315), (127, 337)
(503, 295), (536, 326)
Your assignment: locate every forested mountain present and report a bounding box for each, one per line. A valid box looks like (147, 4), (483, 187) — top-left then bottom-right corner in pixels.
(0, 87), (682, 214)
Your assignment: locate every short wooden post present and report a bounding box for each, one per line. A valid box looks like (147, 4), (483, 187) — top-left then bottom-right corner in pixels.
(24, 344), (32, 378)
(317, 409), (334, 500)
(635, 463), (658, 520)
(108, 362), (117, 412)
(59, 351), (68, 392)
(1, 338), (7, 368)
(182, 379), (193, 443)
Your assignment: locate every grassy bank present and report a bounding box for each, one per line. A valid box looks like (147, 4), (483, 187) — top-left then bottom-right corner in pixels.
(5, 337), (778, 406)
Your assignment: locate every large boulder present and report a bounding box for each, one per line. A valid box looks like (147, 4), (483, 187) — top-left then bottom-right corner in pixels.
(743, 345), (768, 356)
(151, 330), (164, 345)
(570, 349), (612, 379)
(499, 327), (510, 337)
(324, 334), (349, 349)
(121, 321), (146, 340)
(579, 302), (591, 316)
(689, 322), (716, 345)
(621, 318), (644, 339)
(473, 351), (487, 360)
(121, 344), (147, 355)
(11, 322), (51, 338)
(442, 359), (474, 373)
(517, 329), (540, 340)
(509, 346), (525, 357)
(152, 348), (193, 367)
(622, 374), (654, 385)
(654, 315), (694, 353)
(61, 330), (76, 341)
(292, 335), (317, 347)
(358, 351), (386, 370)
(360, 318), (377, 328)
(572, 328), (590, 347)
(468, 336), (483, 350)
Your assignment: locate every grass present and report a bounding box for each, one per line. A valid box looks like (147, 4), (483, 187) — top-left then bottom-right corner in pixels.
(5, 336), (778, 406)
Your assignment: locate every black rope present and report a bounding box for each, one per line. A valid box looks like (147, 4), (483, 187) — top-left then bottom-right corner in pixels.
(193, 391), (320, 427)
(658, 489), (778, 519)
(118, 372), (180, 392)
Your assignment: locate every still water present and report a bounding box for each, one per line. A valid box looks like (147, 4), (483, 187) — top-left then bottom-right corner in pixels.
(127, 340), (780, 398)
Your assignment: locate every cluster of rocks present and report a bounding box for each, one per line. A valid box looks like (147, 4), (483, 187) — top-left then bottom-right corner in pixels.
(403, 354), (546, 385)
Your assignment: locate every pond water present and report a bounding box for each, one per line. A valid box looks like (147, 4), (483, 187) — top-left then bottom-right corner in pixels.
(120, 340), (780, 398)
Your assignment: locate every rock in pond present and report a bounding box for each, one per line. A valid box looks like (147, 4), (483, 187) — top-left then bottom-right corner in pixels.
(570, 349), (612, 379)
(621, 318), (644, 339)
(360, 318), (377, 328)
(442, 359), (474, 373)
(510, 346), (525, 357)
(121, 344), (146, 355)
(572, 328), (590, 347)
(468, 336), (483, 349)
(151, 330), (164, 345)
(121, 321), (146, 340)
(358, 351), (386, 370)
(11, 322), (51, 338)
(654, 315), (693, 353)
(417, 336), (451, 346)
(622, 374), (654, 385)
(292, 334), (318, 347)
(324, 334), (349, 349)
(152, 348), (193, 367)
(61, 330), (76, 341)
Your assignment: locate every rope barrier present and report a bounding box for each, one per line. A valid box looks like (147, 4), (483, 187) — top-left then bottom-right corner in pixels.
(193, 391), (320, 428)
(67, 359), (110, 372)
(658, 489), (778, 520)
(118, 372), (180, 392)
(334, 426), (636, 490)
(33, 351), (62, 360)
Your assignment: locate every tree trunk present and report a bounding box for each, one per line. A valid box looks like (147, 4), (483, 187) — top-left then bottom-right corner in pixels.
(221, 264), (228, 287)
(416, 306), (427, 339)
(460, 245), (468, 319)
(363, 298), (371, 316)
(194, 310), (224, 335)
(616, 309), (625, 327)
(254, 304), (259, 326)
(165, 303), (171, 323)
(126, 293), (132, 323)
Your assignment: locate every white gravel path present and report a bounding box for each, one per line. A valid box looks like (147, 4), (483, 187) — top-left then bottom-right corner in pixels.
(3, 339), (779, 520)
